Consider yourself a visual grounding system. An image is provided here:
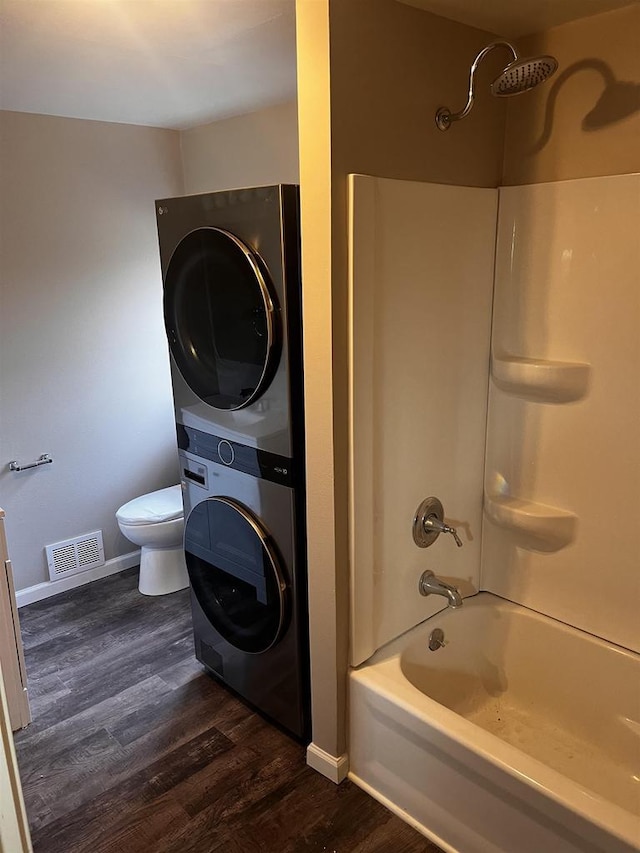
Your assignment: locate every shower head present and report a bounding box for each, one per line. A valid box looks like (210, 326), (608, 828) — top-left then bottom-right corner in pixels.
(491, 55), (558, 96)
(435, 41), (558, 131)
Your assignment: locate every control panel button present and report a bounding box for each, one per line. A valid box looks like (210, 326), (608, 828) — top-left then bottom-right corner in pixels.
(217, 439), (235, 466)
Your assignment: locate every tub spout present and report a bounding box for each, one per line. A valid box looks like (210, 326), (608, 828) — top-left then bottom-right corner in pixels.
(418, 570), (463, 608)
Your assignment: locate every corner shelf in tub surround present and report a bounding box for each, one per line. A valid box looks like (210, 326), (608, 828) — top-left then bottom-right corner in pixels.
(484, 493), (578, 552)
(491, 352), (591, 403)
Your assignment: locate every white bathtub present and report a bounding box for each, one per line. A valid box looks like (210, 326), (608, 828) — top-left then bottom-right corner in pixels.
(349, 593), (640, 853)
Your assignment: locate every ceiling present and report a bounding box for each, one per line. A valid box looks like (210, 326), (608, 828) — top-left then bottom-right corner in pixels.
(0, 0), (635, 131)
(0, 0), (297, 130)
(400, 0), (637, 38)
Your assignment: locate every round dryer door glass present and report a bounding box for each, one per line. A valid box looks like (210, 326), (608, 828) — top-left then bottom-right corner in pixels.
(164, 227), (281, 410)
(184, 497), (289, 654)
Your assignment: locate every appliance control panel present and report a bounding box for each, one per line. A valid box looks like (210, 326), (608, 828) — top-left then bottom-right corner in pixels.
(176, 424), (294, 487)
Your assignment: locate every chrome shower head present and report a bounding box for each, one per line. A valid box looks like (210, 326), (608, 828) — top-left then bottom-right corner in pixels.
(491, 55), (558, 96)
(435, 41), (558, 131)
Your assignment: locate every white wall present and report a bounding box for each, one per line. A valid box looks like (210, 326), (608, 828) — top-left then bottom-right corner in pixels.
(180, 100), (299, 194)
(0, 111), (184, 591)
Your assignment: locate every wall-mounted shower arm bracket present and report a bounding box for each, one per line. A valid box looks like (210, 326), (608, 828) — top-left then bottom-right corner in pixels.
(413, 496), (463, 548)
(435, 40), (518, 131)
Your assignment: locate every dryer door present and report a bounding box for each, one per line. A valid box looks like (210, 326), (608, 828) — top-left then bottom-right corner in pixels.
(184, 497), (289, 654)
(164, 227), (281, 410)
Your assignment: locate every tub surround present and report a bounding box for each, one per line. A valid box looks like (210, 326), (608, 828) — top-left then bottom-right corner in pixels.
(345, 174), (640, 666)
(348, 174), (496, 666)
(483, 173), (640, 654)
(347, 172), (640, 655)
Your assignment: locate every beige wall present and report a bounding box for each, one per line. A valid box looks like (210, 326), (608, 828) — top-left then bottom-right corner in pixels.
(0, 111), (183, 591)
(297, 0), (506, 765)
(180, 100), (299, 194)
(349, 176), (497, 665)
(503, 4), (640, 184)
(329, 0), (506, 190)
(296, 0), (342, 768)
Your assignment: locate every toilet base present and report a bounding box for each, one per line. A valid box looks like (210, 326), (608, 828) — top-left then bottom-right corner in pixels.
(138, 545), (188, 596)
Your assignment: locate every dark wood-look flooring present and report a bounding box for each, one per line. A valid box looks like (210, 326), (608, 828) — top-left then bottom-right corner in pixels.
(14, 568), (442, 853)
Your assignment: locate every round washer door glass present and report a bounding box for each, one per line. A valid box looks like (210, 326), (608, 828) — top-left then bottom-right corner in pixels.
(185, 497), (289, 654)
(164, 227), (280, 410)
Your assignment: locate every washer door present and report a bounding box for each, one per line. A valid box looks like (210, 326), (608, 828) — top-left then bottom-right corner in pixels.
(164, 227), (281, 410)
(185, 497), (289, 654)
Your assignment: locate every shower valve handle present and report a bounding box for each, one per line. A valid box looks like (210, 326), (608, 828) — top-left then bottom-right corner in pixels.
(413, 497), (464, 549)
(424, 516), (463, 548)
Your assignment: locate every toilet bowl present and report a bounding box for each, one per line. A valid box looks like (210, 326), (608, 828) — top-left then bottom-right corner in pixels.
(116, 485), (188, 596)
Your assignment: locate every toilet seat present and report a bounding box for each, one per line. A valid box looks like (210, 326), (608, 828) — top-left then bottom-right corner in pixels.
(116, 485), (183, 525)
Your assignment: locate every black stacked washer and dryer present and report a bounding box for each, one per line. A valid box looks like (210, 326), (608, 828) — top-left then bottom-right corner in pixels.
(155, 185), (309, 740)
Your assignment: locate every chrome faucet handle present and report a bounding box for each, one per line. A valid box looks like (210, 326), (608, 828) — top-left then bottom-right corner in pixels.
(423, 514), (463, 546)
(448, 525), (463, 547)
(451, 527), (463, 547)
(413, 497), (464, 548)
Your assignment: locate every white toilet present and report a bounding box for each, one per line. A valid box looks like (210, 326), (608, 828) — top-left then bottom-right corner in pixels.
(116, 485), (188, 596)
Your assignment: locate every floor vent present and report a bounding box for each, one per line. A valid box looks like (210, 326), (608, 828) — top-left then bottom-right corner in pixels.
(45, 531), (105, 581)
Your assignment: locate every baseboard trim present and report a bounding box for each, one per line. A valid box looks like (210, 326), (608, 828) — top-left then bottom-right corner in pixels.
(16, 551), (141, 608)
(306, 743), (349, 784)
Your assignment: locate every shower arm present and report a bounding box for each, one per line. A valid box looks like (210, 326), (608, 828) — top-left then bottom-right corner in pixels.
(435, 40), (518, 130)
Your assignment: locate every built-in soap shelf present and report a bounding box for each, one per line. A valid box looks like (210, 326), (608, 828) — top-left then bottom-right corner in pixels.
(491, 352), (590, 403)
(484, 493), (577, 552)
